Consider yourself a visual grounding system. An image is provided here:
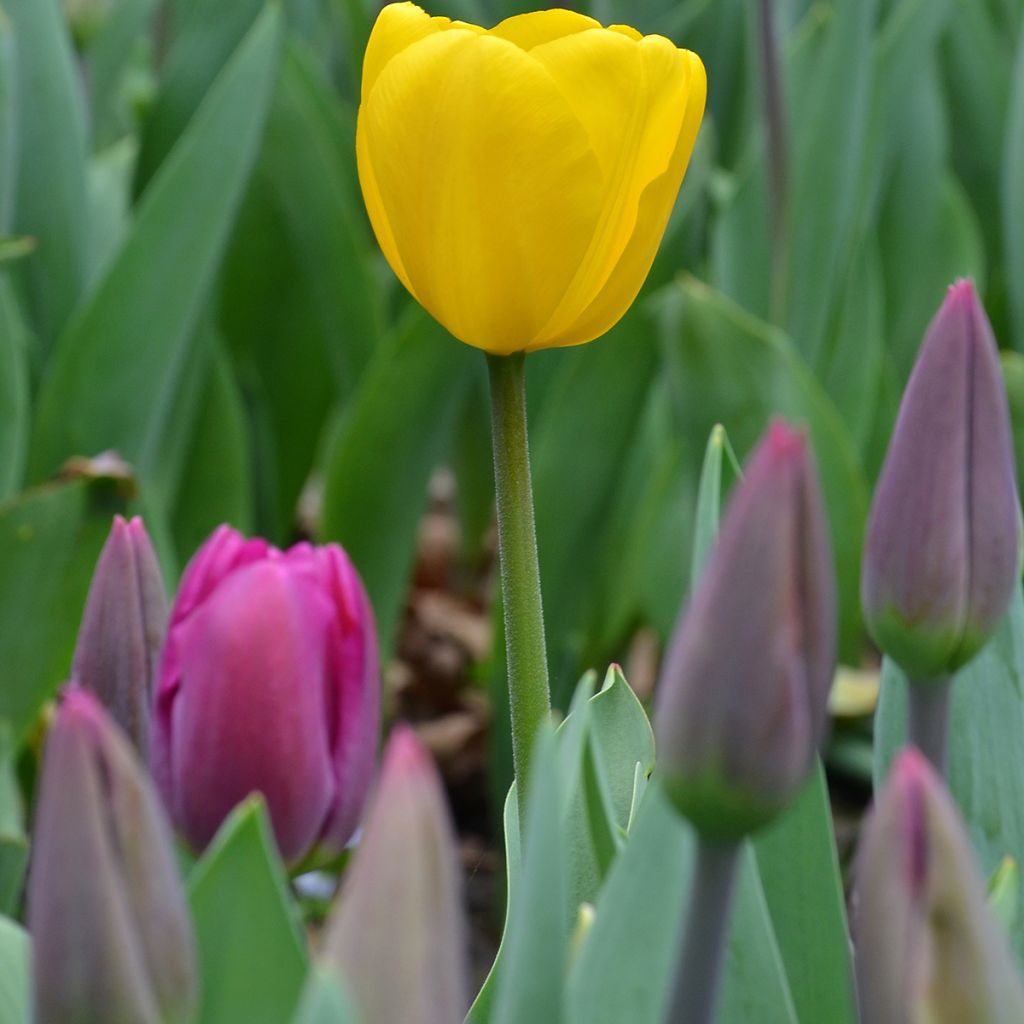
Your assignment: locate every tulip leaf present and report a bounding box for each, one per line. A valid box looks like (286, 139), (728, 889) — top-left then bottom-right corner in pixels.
(0, 14), (14, 234)
(875, 586), (1024, 956)
(0, 915), (28, 1024)
(566, 781), (797, 1024)
(691, 422), (741, 584)
(4, 0), (89, 344)
(188, 796), (308, 1024)
(291, 970), (357, 1024)
(134, 0), (265, 190)
(29, 5), (282, 485)
(87, 0), (159, 148)
(988, 857), (1021, 937)
(1005, 27), (1024, 351)
(530, 309), (660, 705)
(169, 342), (253, 563)
(0, 474), (131, 743)
(491, 726), (569, 1024)
(0, 722), (26, 918)
(320, 309), (475, 655)
(784, 0), (878, 367)
(655, 276), (868, 662)
(0, 282), (28, 503)
(582, 378), (691, 658)
(753, 765), (858, 1024)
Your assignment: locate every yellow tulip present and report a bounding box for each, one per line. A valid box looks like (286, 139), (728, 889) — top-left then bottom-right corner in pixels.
(356, 2), (707, 355)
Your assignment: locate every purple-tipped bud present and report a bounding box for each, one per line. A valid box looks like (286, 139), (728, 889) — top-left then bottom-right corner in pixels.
(862, 280), (1020, 679)
(321, 726), (469, 1024)
(654, 420), (837, 839)
(28, 690), (198, 1024)
(71, 515), (168, 756)
(854, 749), (1024, 1021)
(151, 526), (380, 866)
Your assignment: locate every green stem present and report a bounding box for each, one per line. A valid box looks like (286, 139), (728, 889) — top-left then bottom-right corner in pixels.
(665, 839), (741, 1024)
(487, 352), (551, 825)
(907, 676), (952, 777)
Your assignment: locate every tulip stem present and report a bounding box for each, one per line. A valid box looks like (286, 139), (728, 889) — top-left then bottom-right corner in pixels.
(665, 838), (740, 1024)
(486, 352), (551, 825)
(907, 677), (952, 776)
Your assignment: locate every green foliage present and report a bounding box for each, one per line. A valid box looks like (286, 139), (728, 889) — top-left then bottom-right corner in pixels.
(188, 798), (309, 1024)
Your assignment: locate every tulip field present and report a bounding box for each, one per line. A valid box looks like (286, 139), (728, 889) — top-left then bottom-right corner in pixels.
(4, 0), (1024, 1021)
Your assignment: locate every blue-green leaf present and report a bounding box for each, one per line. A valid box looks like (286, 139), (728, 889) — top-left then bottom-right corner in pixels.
(29, 6), (282, 484)
(0, 915), (28, 1024)
(188, 797), (308, 1024)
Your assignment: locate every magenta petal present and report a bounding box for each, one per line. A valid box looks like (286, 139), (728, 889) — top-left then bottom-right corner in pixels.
(168, 561), (335, 865)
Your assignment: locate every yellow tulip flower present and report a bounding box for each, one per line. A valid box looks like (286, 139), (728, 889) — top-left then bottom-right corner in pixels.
(357, 2), (707, 355)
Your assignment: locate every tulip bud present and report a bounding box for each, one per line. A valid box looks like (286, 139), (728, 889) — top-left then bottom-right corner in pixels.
(72, 515), (167, 757)
(654, 420), (837, 839)
(862, 280), (1020, 679)
(28, 690), (198, 1024)
(151, 526), (380, 866)
(854, 749), (1024, 1022)
(320, 726), (469, 1024)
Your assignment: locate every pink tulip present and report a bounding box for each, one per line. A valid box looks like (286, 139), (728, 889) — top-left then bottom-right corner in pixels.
(151, 526), (380, 866)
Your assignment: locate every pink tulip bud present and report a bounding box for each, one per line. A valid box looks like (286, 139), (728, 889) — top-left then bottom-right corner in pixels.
(151, 526), (380, 866)
(854, 749), (1024, 1021)
(71, 515), (168, 756)
(655, 420), (837, 839)
(862, 280), (1020, 678)
(28, 690), (198, 1024)
(321, 726), (469, 1024)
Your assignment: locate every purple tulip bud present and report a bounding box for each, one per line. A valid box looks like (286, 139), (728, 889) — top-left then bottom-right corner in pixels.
(862, 280), (1020, 679)
(321, 726), (469, 1024)
(655, 420), (837, 839)
(854, 749), (1024, 1021)
(28, 690), (198, 1024)
(71, 515), (168, 756)
(151, 526), (380, 866)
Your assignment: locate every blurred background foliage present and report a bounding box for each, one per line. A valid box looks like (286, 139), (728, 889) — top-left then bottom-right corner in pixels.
(1, 0), (1023, 802)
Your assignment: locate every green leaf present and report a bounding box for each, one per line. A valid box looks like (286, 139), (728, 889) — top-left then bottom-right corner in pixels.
(655, 276), (868, 661)
(291, 970), (357, 1024)
(169, 341), (252, 560)
(753, 765), (858, 1024)
(320, 309), (475, 655)
(0, 722), (26, 918)
(1005, 27), (1024, 351)
(88, 0), (159, 148)
(5, 0), (89, 342)
(492, 726), (568, 1024)
(0, 915), (29, 1024)
(29, 6), (282, 484)
(691, 422), (740, 585)
(875, 586), (1024, 956)
(0, 473), (131, 742)
(0, 12), (15, 233)
(134, 0), (264, 189)
(188, 797), (308, 1024)
(784, 0), (878, 367)
(988, 857), (1021, 937)
(567, 782), (797, 1024)
(0, 282), (29, 502)
(531, 309), (660, 703)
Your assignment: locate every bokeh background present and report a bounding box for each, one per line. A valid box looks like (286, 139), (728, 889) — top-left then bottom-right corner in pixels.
(1, 0), (1023, 951)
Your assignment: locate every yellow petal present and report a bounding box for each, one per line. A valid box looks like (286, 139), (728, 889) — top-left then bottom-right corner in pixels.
(360, 29), (605, 354)
(529, 33), (701, 345)
(488, 9), (600, 49)
(361, 2), (453, 104)
(533, 49), (706, 350)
